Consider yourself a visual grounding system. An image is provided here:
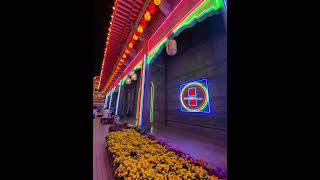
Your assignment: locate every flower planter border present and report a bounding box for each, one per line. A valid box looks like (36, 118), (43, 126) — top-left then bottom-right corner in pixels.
(106, 124), (227, 179)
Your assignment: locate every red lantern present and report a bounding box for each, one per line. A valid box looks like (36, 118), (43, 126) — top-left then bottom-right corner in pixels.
(154, 0), (161, 6)
(133, 34), (139, 40)
(148, 3), (156, 14)
(134, 31), (141, 37)
(130, 39), (136, 45)
(140, 19), (147, 28)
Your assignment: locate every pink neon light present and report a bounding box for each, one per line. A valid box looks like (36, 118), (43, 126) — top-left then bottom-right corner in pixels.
(107, 49), (143, 92)
(121, 49), (143, 76)
(148, 0), (204, 53)
(108, 75), (122, 92)
(103, 0), (203, 91)
(98, 0), (119, 90)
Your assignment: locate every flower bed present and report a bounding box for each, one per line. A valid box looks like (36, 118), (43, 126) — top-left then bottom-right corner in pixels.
(106, 125), (227, 179)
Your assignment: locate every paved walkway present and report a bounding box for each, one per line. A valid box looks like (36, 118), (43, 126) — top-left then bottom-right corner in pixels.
(120, 117), (227, 170)
(93, 118), (113, 180)
(93, 117), (227, 180)
(153, 126), (227, 170)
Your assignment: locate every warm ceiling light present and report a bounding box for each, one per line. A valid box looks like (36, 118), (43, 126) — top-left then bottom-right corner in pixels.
(122, 54), (127, 59)
(140, 19), (147, 28)
(144, 11), (151, 21)
(148, 3), (156, 14)
(137, 25), (143, 33)
(130, 39), (136, 44)
(134, 31), (141, 37)
(113, 6), (115, 10)
(154, 0), (161, 6)
(125, 78), (132, 85)
(128, 43), (133, 48)
(125, 49), (130, 54)
(130, 72), (137, 81)
(133, 34), (138, 40)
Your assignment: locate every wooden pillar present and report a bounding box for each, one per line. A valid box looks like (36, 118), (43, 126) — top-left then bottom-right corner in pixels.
(118, 81), (126, 116)
(141, 54), (152, 131)
(105, 94), (108, 108)
(108, 90), (113, 109)
(164, 58), (168, 127)
(138, 53), (152, 131)
(135, 30), (153, 131)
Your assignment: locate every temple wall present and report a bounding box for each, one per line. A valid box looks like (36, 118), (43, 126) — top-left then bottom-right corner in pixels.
(151, 14), (227, 142)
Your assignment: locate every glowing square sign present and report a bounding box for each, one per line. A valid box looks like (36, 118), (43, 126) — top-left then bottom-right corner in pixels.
(180, 79), (211, 113)
(188, 87), (196, 96)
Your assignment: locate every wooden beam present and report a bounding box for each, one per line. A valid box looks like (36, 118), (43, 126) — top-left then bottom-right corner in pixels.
(159, 0), (171, 16)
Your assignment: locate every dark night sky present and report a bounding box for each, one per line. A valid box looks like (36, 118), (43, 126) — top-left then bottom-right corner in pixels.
(92, 0), (114, 76)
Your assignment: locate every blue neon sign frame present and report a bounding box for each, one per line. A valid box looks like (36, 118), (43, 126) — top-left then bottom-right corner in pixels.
(179, 78), (211, 113)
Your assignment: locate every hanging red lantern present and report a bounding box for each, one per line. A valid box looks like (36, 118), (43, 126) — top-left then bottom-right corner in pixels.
(148, 3), (156, 14)
(140, 19), (147, 28)
(125, 77), (132, 85)
(130, 72), (137, 81)
(130, 39), (136, 45)
(134, 31), (141, 37)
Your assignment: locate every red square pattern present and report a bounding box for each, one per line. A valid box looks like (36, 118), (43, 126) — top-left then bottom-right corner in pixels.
(189, 98), (196, 106)
(189, 88), (196, 96)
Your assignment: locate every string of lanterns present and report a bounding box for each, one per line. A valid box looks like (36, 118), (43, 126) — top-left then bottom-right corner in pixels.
(99, 1), (118, 89)
(125, 71), (138, 85)
(105, 0), (161, 92)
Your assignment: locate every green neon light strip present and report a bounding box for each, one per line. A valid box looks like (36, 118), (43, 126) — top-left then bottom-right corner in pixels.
(118, 0), (224, 77)
(173, 0), (223, 35)
(180, 82), (209, 112)
(121, 76), (127, 85)
(147, 37), (168, 64)
(134, 61), (142, 71)
(146, 0), (223, 65)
